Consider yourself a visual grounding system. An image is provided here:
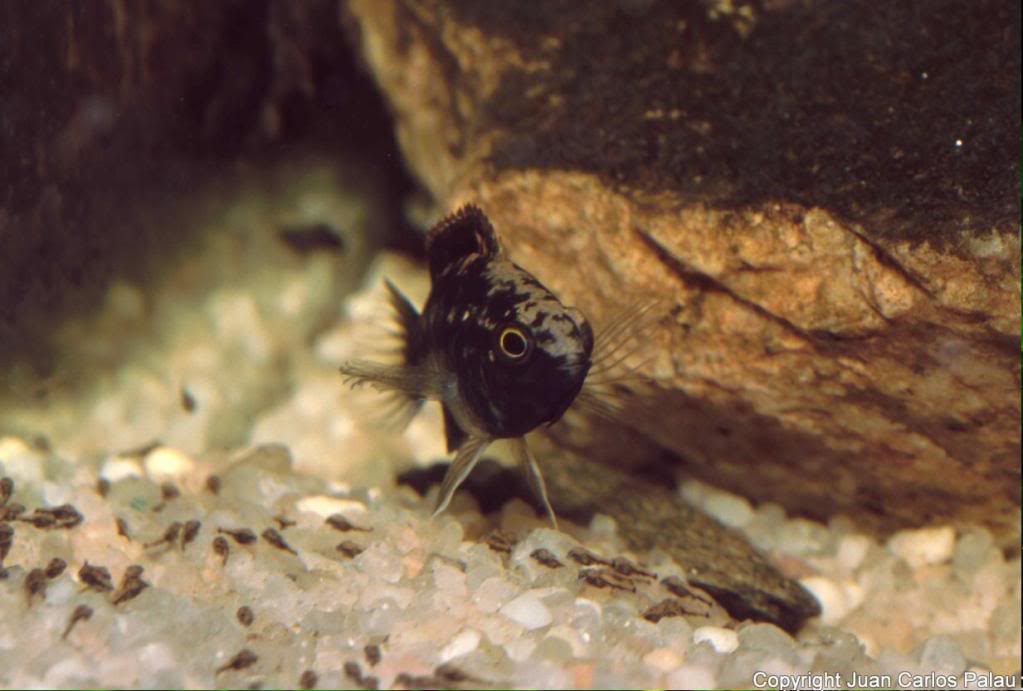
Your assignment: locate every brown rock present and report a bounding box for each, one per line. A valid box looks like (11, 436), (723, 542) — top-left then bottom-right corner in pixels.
(544, 439), (820, 633)
(344, 0), (1021, 543)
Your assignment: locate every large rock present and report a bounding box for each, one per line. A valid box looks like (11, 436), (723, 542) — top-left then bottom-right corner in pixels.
(344, 0), (1021, 543)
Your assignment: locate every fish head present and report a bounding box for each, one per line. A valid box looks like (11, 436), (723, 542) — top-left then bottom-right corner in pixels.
(464, 264), (594, 437)
(423, 205), (594, 438)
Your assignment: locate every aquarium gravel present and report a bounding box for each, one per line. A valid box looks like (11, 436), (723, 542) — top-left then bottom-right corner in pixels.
(1, 430), (1019, 689)
(0, 172), (1018, 689)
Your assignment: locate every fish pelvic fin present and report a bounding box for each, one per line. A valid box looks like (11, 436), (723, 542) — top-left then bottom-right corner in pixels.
(425, 205), (501, 279)
(510, 437), (559, 530)
(433, 437), (491, 517)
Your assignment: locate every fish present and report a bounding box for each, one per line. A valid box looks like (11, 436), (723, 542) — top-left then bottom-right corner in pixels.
(339, 204), (597, 528)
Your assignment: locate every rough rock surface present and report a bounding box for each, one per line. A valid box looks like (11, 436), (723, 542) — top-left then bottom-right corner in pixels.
(344, 0), (1021, 542)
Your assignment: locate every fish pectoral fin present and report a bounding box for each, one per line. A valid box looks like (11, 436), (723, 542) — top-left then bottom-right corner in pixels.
(338, 360), (444, 399)
(441, 404), (469, 453)
(365, 392), (425, 432)
(510, 437), (559, 531)
(339, 279), (432, 422)
(433, 437), (491, 517)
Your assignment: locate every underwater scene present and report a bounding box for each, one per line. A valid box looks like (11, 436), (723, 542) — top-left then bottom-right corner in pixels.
(0, 1), (1019, 689)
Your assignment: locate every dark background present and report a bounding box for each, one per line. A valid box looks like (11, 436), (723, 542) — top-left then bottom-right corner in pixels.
(0, 1), (418, 372)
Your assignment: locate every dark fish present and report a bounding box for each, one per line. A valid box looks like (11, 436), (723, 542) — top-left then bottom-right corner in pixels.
(340, 205), (596, 527)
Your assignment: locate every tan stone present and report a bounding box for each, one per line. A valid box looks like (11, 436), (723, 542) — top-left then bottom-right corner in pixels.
(345, 0), (1020, 544)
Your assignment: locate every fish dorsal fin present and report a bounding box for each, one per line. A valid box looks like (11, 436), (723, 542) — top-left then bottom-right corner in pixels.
(425, 205), (501, 279)
(442, 404), (469, 453)
(384, 279), (424, 367)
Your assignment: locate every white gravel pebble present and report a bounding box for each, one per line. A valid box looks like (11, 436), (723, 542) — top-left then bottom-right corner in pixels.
(439, 629), (481, 662)
(666, 664), (717, 689)
(703, 490), (755, 528)
(693, 626), (739, 653)
(473, 577), (518, 613)
(836, 533), (872, 571)
(0, 435), (45, 484)
(887, 526), (956, 567)
(642, 647), (684, 672)
(143, 446), (196, 480)
(800, 576), (851, 624)
(295, 495), (368, 518)
(99, 455), (144, 482)
(138, 642), (177, 672)
(500, 592), (553, 630)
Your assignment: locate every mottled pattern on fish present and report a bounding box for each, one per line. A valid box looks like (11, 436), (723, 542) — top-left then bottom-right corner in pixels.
(340, 205), (594, 527)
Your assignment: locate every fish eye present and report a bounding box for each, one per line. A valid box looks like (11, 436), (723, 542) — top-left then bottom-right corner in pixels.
(497, 325), (532, 361)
